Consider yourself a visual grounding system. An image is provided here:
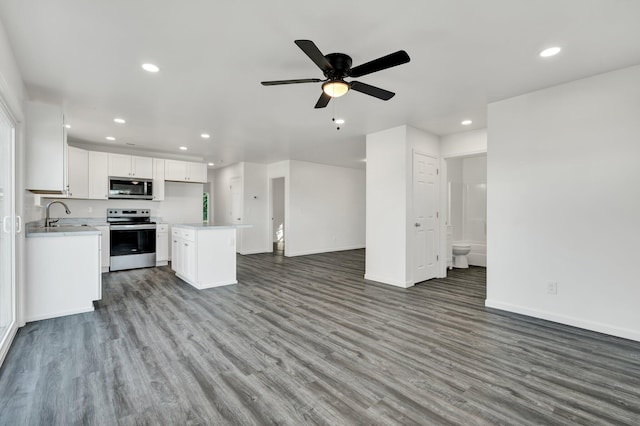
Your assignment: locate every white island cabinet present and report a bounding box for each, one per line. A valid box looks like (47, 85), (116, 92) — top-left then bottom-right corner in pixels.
(171, 224), (250, 290)
(25, 226), (102, 322)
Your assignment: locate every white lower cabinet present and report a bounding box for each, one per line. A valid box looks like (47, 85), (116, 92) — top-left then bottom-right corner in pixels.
(171, 224), (238, 289)
(25, 233), (101, 322)
(156, 224), (168, 266)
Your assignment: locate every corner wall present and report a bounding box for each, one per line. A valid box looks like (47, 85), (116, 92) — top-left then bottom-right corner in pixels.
(487, 64), (640, 341)
(287, 160), (365, 256)
(365, 125), (440, 287)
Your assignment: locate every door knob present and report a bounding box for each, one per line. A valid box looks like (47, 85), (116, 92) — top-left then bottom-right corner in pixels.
(415, 223), (421, 227)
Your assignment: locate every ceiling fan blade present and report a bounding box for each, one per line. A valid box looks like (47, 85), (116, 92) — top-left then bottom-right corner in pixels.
(261, 78), (323, 86)
(349, 50), (410, 78)
(350, 81), (395, 100)
(314, 92), (331, 109)
(295, 40), (333, 72)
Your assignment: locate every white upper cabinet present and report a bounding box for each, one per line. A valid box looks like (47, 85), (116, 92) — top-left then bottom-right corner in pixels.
(132, 156), (153, 178)
(108, 154), (153, 179)
(188, 162), (208, 183)
(164, 160), (187, 182)
(164, 160), (207, 183)
(152, 158), (165, 201)
(67, 146), (88, 199)
(88, 151), (109, 199)
(25, 101), (68, 193)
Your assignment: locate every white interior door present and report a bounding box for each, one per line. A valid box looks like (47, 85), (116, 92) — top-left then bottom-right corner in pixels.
(413, 152), (439, 283)
(0, 103), (16, 365)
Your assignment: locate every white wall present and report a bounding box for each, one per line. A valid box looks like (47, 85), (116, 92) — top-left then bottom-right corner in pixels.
(287, 160), (365, 256)
(213, 163), (243, 226)
(40, 182), (204, 224)
(240, 162), (269, 254)
(487, 64), (640, 342)
(365, 125), (441, 287)
(213, 162), (270, 255)
(440, 129), (487, 158)
(447, 158), (464, 241)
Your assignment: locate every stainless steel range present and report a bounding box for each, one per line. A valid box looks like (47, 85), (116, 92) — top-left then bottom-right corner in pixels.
(107, 209), (156, 271)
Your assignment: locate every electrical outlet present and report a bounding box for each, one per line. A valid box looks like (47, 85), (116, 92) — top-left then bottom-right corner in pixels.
(87, 206), (93, 213)
(547, 282), (558, 295)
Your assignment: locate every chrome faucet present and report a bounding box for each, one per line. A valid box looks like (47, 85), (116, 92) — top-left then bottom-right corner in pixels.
(45, 200), (71, 227)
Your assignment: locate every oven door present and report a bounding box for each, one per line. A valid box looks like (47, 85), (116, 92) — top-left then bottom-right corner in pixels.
(110, 224), (156, 271)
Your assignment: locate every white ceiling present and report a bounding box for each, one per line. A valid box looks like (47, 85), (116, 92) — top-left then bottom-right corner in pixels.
(1, 0), (639, 169)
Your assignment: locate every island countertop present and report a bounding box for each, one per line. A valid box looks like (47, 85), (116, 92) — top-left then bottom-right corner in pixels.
(171, 223), (252, 230)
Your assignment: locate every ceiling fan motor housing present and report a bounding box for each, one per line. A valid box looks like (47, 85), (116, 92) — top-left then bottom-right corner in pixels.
(324, 53), (353, 79)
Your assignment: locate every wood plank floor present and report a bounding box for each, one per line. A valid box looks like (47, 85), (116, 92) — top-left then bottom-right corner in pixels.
(1, 249), (639, 425)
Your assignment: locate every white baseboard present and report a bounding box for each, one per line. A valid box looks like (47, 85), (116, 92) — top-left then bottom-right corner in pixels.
(0, 323), (18, 368)
(468, 253), (486, 267)
(239, 248), (270, 255)
(286, 244), (365, 257)
(485, 299), (640, 342)
(364, 273), (414, 288)
(25, 306), (95, 323)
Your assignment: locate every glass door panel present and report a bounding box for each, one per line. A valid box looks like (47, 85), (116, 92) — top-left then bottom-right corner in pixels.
(0, 104), (15, 357)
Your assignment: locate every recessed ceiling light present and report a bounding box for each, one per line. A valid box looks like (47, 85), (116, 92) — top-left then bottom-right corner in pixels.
(207, 162), (214, 166)
(142, 63), (160, 73)
(179, 146), (188, 151)
(201, 133), (210, 139)
(64, 124), (71, 129)
(461, 120), (472, 125)
(106, 136), (116, 141)
(335, 119), (345, 125)
(114, 118), (126, 124)
(539, 47), (561, 58)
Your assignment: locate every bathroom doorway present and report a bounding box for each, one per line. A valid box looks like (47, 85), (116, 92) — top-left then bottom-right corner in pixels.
(271, 177), (285, 254)
(445, 154), (487, 270)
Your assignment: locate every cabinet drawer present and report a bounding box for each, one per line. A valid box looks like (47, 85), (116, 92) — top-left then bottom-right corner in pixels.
(180, 229), (196, 242)
(157, 224), (168, 233)
(172, 228), (180, 237)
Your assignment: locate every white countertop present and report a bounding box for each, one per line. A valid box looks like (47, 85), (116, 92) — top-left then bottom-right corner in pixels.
(26, 224), (101, 238)
(172, 223), (252, 230)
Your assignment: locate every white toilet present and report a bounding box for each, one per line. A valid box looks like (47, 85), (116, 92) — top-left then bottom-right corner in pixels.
(452, 243), (472, 268)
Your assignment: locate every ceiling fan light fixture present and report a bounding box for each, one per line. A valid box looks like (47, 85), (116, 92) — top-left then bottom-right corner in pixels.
(322, 80), (349, 98)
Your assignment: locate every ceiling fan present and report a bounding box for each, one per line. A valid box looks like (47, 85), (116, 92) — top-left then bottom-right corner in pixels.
(261, 40), (410, 109)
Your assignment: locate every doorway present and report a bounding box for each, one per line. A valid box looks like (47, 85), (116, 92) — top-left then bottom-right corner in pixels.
(271, 177), (285, 255)
(445, 153), (487, 270)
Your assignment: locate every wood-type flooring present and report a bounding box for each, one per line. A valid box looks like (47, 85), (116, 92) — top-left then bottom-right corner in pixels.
(1, 249), (639, 425)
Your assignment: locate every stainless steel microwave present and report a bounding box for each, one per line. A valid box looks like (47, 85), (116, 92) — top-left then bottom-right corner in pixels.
(108, 177), (153, 200)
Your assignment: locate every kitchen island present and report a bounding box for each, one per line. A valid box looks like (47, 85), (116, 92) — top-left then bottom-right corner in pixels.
(25, 224), (102, 321)
(171, 224), (251, 290)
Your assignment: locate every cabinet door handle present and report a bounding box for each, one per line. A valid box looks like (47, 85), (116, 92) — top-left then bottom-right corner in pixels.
(16, 216), (22, 233)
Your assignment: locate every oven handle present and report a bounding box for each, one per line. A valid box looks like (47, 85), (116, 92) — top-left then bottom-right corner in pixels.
(110, 224), (157, 231)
